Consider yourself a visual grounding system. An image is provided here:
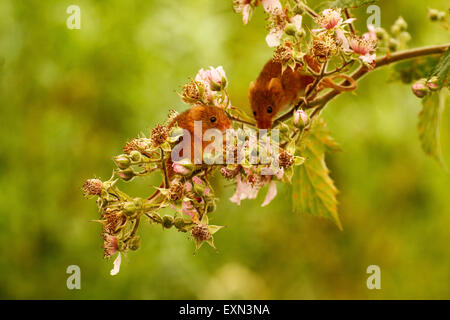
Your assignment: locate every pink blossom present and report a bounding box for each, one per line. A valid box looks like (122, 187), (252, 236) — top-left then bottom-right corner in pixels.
(203, 187), (211, 196)
(261, 0), (282, 14)
(182, 201), (197, 218)
(335, 29), (349, 51)
(172, 162), (191, 175)
(261, 181), (277, 207)
(363, 25), (377, 41)
(192, 176), (203, 185)
(313, 8), (355, 33)
(233, 0), (253, 25)
(349, 36), (376, 64)
(184, 181), (193, 192)
(195, 66), (227, 91)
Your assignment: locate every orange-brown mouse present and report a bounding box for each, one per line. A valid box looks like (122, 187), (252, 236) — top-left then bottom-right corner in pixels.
(170, 105), (232, 161)
(249, 58), (318, 129)
(249, 56), (357, 129)
(148, 105), (232, 199)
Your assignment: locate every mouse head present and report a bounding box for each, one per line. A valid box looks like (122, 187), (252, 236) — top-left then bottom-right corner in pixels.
(249, 78), (283, 129)
(185, 105), (233, 133)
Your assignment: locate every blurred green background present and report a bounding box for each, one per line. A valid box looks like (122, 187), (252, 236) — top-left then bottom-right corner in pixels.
(0, 0), (449, 299)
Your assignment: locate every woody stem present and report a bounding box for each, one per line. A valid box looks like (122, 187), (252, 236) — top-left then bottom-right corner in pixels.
(308, 43), (449, 109)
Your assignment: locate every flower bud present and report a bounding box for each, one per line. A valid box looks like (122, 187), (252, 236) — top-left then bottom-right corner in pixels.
(174, 217), (188, 230)
(293, 4), (305, 15)
(162, 215), (174, 229)
(129, 150), (142, 162)
(393, 17), (408, 33)
(114, 155), (131, 169)
(428, 9), (445, 22)
(427, 76), (440, 91)
(172, 162), (194, 176)
(284, 23), (297, 36)
(293, 109), (309, 129)
(118, 168), (135, 181)
(127, 236), (140, 251)
(388, 38), (399, 52)
(123, 201), (137, 216)
(411, 79), (429, 98)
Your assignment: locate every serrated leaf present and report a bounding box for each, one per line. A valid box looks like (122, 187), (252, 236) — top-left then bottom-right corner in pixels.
(292, 118), (342, 229)
(429, 48), (450, 88)
(418, 90), (448, 170)
(325, 0), (377, 9)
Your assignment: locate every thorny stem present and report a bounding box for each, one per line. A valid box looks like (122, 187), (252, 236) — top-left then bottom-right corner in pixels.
(160, 147), (169, 188)
(344, 8), (356, 36)
(297, 1), (318, 19)
(308, 43), (450, 109)
(274, 60), (328, 126)
(274, 43), (449, 125)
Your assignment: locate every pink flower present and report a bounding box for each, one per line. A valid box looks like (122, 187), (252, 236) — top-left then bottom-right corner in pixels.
(313, 8), (355, 33)
(363, 25), (377, 41)
(261, 181), (277, 207)
(229, 169), (281, 207)
(184, 181), (193, 192)
(182, 201), (197, 218)
(261, 0), (282, 14)
(172, 162), (191, 176)
(195, 66), (227, 91)
(349, 36), (377, 64)
(192, 176), (203, 185)
(335, 29), (349, 51)
(233, 0), (253, 25)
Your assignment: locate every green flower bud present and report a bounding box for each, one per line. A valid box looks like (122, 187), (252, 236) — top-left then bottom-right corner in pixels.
(427, 76), (440, 91)
(114, 155), (131, 169)
(118, 168), (135, 181)
(162, 215), (174, 229)
(293, 4), (305, 15)
(128, 236), (140, 251)
(174, 217), (187, 230)
(388, 38), (399, 52)
(284, 23), (297, 36)
(123, 201), (137, 216)
(129, 150), (142, 162)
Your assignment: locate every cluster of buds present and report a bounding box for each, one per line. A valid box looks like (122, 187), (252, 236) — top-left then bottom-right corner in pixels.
(428, 8), (447, 22)
(180, 66), (230, 109)
(411, 76), (441, 98)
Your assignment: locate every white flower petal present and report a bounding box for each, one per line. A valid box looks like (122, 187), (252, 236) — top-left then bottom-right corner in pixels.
(261, 181), (277, 207)
(262, 0), (282, 13)
(265, 29), (283, 47)
(291, 15), (303, 32)
(110, 252), (121, 276)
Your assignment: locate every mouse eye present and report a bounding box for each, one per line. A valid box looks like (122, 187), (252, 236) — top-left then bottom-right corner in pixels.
(267, 106), (273, 113)
(253, 111), (257, 116)
(210, 116), (216, 123)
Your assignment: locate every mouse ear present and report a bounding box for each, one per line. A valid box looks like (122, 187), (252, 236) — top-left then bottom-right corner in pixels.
(249, 81), (256, 93)
(268, 77), (283, 96)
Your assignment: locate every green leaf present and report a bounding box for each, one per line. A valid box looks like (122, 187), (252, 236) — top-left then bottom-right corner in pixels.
(292, 118), (342, 230)
(418, 90), (448, 170)
(429, 48), (450, 88)
(325, 0), (377, 9)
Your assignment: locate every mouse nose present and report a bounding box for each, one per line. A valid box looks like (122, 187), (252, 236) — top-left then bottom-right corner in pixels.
(257, 119), (272, 129)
